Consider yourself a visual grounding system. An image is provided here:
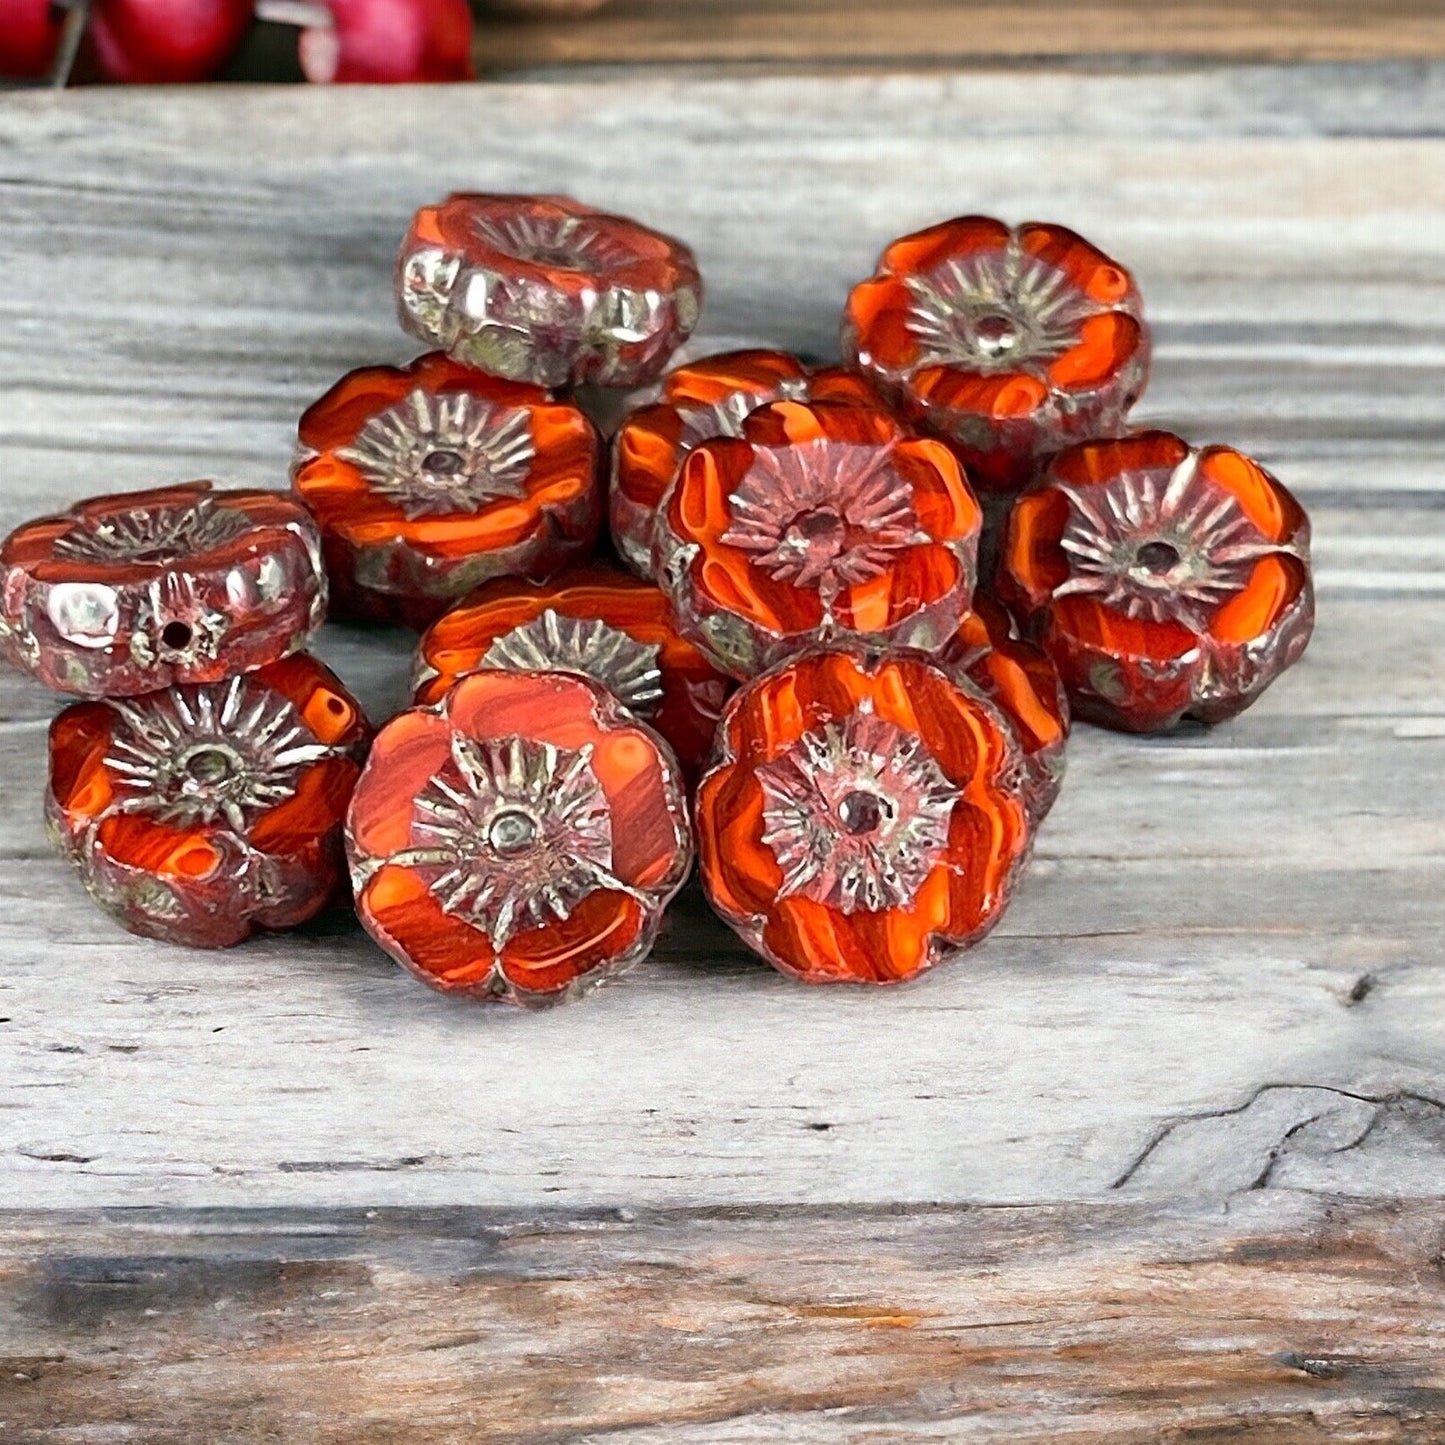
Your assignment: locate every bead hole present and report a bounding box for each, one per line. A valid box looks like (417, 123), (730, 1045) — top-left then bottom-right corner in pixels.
(184, 747), (234, 785)
(421, 449), (465, 476)
(1136, 541), (1181, 574)
(974, 312), (1021, 356)
(160, 620), (193, 651)
(488, 808), (539, 855)
(839, 790), (888, 836)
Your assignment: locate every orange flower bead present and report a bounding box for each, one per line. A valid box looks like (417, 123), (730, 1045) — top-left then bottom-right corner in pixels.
(346, 669), (692, 1006)
(843, 216), (1150, 493)
(1, 481), (326, 697)
(396, 193), (701, 388)
(412, 563), (733, 776)
(291, 352), (601, 630)
(46, 654), (370, 948)
(939, 594), (1069, 825)
(1000, 431), (1314, 732)
(655, 398), (982, 679)
(696, 647), (1032, 985)
(610, 349), (884, 575)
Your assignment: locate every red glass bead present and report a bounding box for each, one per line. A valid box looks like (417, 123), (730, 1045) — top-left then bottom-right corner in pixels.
(412, 563), (733, 777)
(695, 647), (1032, 986)
(843, 215), (1150, 493)
(1000, 431), (1314, 732)
(396, 194), (702, 389)
(610, 349), (884, 576)
(938, 594), (1069, 825)
(291, 352), (601, 630)
(655, 397), (981, 679)
(46, 654), (371, 949)
(346, 668), (693, 1006)
(1, 481), (326, 698)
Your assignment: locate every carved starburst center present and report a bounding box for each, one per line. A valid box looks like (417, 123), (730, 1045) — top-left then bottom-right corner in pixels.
(479, 610), (665, 719)
(1054, 454), (1278, 628)
(473, 212), (633, 273)
(54, 498), (251, 566)
(722, 441), (924, 602)
(104, 677), (336, 832)
(409, 733), (618, 949)
(674, 377), (812, 448)
(757, 706), (960, 914)
(339, 388), (535, 519)
(904, 238), (1102, 375)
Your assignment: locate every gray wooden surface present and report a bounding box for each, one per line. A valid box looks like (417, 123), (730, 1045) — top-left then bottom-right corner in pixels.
(1, 65), (1443, 1438)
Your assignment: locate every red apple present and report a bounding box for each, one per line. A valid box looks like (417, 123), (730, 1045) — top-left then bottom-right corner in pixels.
(89, 0), (254, 83)
(0, 0), (66, 78)
(297, 0), (473, 83)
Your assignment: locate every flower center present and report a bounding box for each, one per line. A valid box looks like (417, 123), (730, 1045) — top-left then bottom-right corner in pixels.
(338, 391), (536, 521)
(1135, 540), (1182, 574)
(973, 312), (1023, 360)
(757, 714), (960, 914)
(52, 499), (250, 567)
(479, 612), (666, 720)
(487, 807), (539, 856)
(105, 680), (331, 833)
(475, 214), (608, 272)
(838, 789), (890, 835)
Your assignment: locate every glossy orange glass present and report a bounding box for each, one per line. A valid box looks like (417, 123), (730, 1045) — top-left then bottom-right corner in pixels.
(46, 654), (370, 948)
(656, 398), (982, 678)
(695, 647), (1032, 985)
(609, 349), (884, 575)
(291, 352), (601, 629)
(941, 594), (1069, 824)
(346, 669), (692, 1006)
(843, 216), (1150, 493)
(1000, 431), (1314, 731)
(412, 563), (733, 775)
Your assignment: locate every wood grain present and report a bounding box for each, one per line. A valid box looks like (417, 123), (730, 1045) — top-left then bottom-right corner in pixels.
(478, 0), (1445, 72)
(2, 68), (1443, 1215)
(2, 60), (1444, 1442)
(3, 1194), (1445, 1442)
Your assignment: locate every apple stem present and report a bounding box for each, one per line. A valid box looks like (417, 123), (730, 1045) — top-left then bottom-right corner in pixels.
(47, 0), (90, 90)
(254, 0), (335, 27)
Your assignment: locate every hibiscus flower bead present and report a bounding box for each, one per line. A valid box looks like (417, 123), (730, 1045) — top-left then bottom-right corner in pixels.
(938, 594), (1070, 826)
(395, 194), (702, 389)
(1, 482), (326, 698)
(346, 668), (693, 1007)
(843, 215), (1150, 493)
(46, 655), (371, 949)
(1000, 431), (1314, 733)
(695, 647), (1033, 986)
(654, 397), (982, 680)
(412, 563), (733, 778)
(291, 352), (602, 630)
(610, 349), (885, 577)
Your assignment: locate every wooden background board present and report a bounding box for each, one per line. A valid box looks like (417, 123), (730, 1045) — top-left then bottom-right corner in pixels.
(1, 66), (1444, 1437)
(480, 0), (1445, 72)
(3, 1196), (1445, 1442)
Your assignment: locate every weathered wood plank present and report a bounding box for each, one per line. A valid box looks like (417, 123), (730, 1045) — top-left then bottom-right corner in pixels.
(3, 1195), (1444, 1442)
(0, 70), (1443, 1215)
